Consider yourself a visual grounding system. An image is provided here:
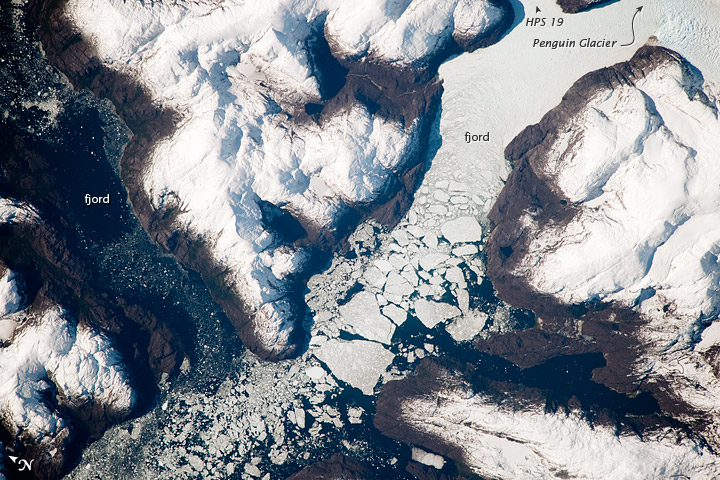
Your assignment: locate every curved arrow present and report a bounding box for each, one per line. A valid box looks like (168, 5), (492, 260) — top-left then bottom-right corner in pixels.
(621, 6), (644, 47)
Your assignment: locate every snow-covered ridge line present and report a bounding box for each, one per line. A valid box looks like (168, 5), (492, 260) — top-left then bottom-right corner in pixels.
(0, 270), (136, 478)
(376, 361), (720, 480)
(487, 45), (720, 448)
(48, 0), (514, 359)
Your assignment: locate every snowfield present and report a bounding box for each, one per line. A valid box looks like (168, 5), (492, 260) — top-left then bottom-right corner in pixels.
(395, 377), (720, 480)
(0, 268), (25, 341)
(500, 48), (720, 446)
(521, 60), (720, 314)
(64, 0), (511, 357)
(0, 307), (136, 442)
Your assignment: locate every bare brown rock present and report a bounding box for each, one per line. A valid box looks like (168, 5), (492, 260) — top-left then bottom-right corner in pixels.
(285, 453), (376, 480)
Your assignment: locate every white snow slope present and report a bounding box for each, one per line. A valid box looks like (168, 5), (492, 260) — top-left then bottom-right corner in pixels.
(512, 52), (720, 444)
(0, 197), (40, 226)
(64, 0), (507, 354)
(0, 269), (23, 318)
(0, 268), (25, 342)
(398, 379), (720, 480)
(0, 306), (136, 443)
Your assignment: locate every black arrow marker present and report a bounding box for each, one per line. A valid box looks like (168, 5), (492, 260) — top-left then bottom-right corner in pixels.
(621, 6), (644, 47)
(536, 6), (541, 13)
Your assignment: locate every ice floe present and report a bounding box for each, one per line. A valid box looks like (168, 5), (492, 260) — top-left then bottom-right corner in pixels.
(314, 339), (395, 395)
(413, 298), (460, 329)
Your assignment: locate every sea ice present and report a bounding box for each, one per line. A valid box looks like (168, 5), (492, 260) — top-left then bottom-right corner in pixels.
(446, 311), (488, 342)
(339, 291), (395, 344)
(384, 272), (415, 301)
(304, 366), (326, 380)
(382, 304), (408, 326)
(440, 216), (483, 244)
(452, 244), (478, 256)
(413, 298), (460, 329)
(411, 447), (446, 470)
(418, 253), (449, 272)
(363, 266), (387, 289)
(313, 339), (394, 395)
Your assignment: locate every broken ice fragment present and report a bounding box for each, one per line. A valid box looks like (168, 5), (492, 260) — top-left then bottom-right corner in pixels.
(382, 304), (408, 326)
(313, 339), (394, 395)
(414, 298), (461, 329)
(441, 216), (483, 244)
(446, 311), (488, 342)
(411, 447), (446, 470)
(339, 291), (396, 344)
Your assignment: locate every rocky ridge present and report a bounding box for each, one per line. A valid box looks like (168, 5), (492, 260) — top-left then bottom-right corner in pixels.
(487, 45), (720, 448)
(556, 0), (616, 14)
(375, 359), (719, 479)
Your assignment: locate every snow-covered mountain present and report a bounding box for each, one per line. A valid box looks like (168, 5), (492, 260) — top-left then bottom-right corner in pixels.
(0, 196), (136, 478)
(56, 0), (513, 359)
(0, 305), (136, 469)
(376, 361), (720, 480)
(488, 46), (720, 448)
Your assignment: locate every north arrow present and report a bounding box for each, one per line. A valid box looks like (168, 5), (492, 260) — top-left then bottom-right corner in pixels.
(621, 6), (644, 47)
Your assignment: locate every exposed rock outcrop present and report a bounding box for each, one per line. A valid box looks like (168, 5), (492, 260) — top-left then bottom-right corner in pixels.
(486, 45), (720, 447)
(556, 0), (616, 13)
(285, 453), (376, 480)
